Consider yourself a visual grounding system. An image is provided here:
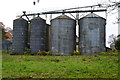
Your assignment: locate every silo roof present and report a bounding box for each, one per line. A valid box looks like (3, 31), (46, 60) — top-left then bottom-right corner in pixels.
(32, 16), (45, 20)
(15, 17), (25, 20)
(84, 13), (101, 18)
(14, 18), (27, 21)
(54, 14), (73, 19)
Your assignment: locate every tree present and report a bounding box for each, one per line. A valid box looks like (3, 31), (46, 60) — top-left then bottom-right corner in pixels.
(115, 38), (120, 50)
(108, 34), (117, 44)
(0, 27), (8, 40)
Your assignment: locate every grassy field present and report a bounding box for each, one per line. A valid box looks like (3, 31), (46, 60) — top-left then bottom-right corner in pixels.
(2, 53), (119, 78)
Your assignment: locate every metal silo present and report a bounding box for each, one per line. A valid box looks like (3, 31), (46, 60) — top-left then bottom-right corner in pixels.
(12, 18), (28, 53)
(50, 14), (76, 56)
(78, 13), (106, 55)
(30, 17), (46, 54)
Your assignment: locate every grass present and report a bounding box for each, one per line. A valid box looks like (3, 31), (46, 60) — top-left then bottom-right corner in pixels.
(2, 53), (119, 78)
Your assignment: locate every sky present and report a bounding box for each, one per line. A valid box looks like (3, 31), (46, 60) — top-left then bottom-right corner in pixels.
(0, 0), (119, 47)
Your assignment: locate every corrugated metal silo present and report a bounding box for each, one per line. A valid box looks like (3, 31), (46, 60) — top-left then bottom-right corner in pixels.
(30, 17), (46, 54)
(78, 13), (106, 55)
(12, 18), (28, 53)
(50, 14), (76, 55)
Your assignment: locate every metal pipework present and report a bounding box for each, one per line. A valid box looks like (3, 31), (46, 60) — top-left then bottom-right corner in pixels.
(20, 9), (107, 18)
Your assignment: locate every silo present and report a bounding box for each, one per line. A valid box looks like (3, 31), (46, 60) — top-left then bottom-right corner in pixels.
(50, 14), (76, 55)
(78, 13), (106, 55)
(30, 17), (46, 54)
(12, 18), (28, 53)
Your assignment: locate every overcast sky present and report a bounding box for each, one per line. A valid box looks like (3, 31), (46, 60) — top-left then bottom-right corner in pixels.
(0, 0), (118, 47)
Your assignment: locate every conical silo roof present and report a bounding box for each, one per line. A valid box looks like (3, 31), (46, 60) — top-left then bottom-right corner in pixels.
(54, 14), (73, 19)
(84, 13), (101, 17)
(80, 13), (105, 20)
(32, 16), (45, 20)
(15, 17), (27, 21)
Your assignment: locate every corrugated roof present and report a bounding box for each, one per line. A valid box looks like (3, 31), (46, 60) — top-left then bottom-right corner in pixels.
(15, 17), (27, 20)
(32, 16), (44, 20)
(84, 13), (101, 18)
(54, 14), (72, 19)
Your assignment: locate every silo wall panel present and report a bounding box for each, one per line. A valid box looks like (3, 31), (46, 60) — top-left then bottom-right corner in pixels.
(50, 19), (76, 55)
(79, 18), (106, 55)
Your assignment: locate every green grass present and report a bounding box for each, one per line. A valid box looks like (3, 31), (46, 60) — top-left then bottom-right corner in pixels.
(2, 54), (119, 78)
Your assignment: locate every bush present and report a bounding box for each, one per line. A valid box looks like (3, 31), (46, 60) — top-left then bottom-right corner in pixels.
(37, 51), (42, 55)
(112, 49), (118, 52)
(23, 48), (31, 55)
(2, 50), (13, 54)
(73, 50), (80, 55)
(115, 38), (120, 50)
(99, 50), (119, 56)
(37, 51), (51, 56)
(45, 51), (51, 55)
